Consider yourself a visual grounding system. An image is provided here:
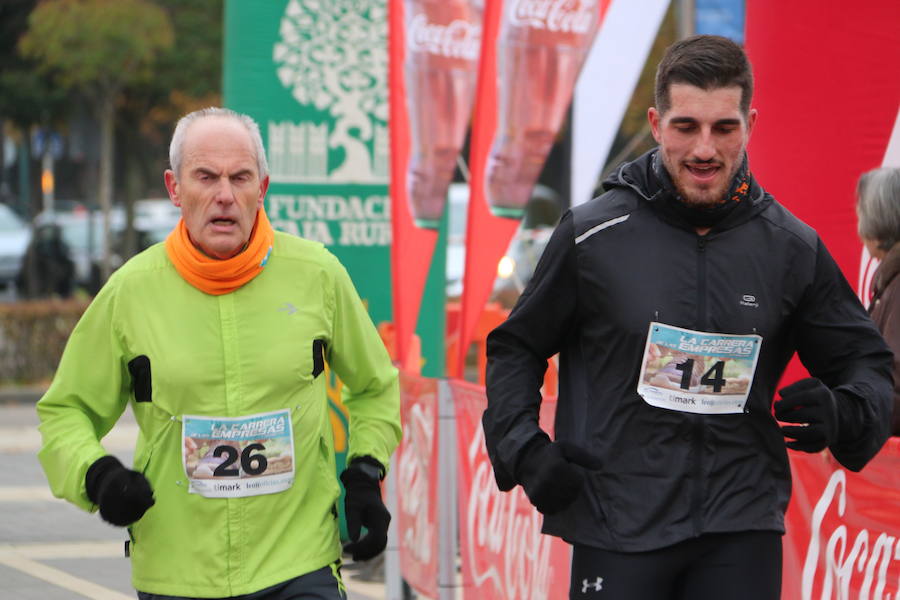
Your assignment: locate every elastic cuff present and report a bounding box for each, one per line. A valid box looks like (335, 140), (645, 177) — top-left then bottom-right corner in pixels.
(348, 456), (385, 480)
(834, 390), (867, 444)
(512, 432), (551, 482)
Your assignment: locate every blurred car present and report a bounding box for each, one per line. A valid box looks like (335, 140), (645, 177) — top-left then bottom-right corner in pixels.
(0, 203), (32, 290)
(446, 182), (561, 307)
(491, 224), (556, 308)
(133, 198), (182, 240)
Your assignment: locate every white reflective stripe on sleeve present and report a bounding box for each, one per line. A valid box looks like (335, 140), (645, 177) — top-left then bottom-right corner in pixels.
(575, 214), (630, 245)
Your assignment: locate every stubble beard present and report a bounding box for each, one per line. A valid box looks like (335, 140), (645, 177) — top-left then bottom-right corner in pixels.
(661, 152), (743, 208)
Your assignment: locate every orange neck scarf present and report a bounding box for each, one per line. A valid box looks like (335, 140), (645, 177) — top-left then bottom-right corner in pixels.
(165, 209), (275, 295)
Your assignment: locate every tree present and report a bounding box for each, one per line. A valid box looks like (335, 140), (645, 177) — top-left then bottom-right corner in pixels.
(20, 0), (174, 282)
(116, 0), (223, 259)
(0, 0), (68, 215)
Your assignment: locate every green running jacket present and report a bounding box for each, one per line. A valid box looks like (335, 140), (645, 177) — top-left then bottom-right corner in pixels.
(37, 232), (401, 597)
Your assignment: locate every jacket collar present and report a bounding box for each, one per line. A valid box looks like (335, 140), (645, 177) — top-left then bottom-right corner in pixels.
(602, 148), (771, 234)
(873, 242), (900, 297)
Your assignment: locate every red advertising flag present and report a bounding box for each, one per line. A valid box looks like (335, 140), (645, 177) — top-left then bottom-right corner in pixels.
(782, 439), (900, 599)
(405, 0), (483, 228)
(395, 372), (440, 597)
(389, 0), (439, 365)
(455, 0), (609, 376)
(451, 380), (571, 600)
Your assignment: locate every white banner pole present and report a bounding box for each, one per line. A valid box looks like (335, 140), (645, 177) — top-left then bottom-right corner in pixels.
(437, 379), (458, 600)
(385, 450), (403, 600)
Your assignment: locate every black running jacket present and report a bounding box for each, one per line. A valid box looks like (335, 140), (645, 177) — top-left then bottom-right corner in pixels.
(483, 150), (893, 552)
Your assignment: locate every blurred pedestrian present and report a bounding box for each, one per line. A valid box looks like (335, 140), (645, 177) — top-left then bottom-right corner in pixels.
(17, 223), (75, 298)
(856, 166), (900, 435)
(36, 107), (400, 599)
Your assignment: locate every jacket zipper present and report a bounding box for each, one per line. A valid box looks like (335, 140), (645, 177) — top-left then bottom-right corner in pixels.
(692, 235), (708, 536)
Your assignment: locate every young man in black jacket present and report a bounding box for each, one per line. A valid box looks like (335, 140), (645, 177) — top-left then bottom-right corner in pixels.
(483, 35), (893, 600)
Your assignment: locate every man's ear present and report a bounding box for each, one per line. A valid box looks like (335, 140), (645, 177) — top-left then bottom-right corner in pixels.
(164, 170), (181, 207)
(648, 107), (662, 143)
(746, 108), (758, 137)
(258, 175), (270, 210)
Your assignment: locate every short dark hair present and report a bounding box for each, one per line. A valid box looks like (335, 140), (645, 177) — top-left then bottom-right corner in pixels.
(654, 35), (754, 116)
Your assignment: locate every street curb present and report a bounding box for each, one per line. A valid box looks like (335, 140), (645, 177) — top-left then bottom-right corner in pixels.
(0, 387), (47, 405)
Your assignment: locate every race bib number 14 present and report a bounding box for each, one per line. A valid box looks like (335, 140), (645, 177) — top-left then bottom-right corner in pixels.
(182, 409), (295, 498)
(637, 322), (762, 414)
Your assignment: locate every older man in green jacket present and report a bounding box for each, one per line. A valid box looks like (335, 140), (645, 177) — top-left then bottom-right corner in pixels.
(36, 107), (400, 599)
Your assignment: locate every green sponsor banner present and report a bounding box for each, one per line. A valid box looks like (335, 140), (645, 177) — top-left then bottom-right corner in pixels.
(224, 0), (392, 322)
(224, 0), (446, 537)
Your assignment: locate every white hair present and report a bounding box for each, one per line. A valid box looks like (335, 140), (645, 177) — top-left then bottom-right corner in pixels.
(856, 167), (900, 250)
(168, 107), (268, 179)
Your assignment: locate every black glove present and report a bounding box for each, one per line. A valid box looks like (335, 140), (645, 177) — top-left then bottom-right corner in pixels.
(775, 377), (843, 453)
(340, 457), (390, 562)
(514, 435), (587, 515)
(85, 455), (155, 526)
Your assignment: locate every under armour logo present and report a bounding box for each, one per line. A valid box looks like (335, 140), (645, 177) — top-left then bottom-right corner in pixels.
(582, 577), (603, 593)
(278, 302), (298, 315)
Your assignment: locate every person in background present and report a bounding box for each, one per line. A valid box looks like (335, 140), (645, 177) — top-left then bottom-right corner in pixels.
(483, 35), (893, 600)
(36, 107), (400, 599)
(17, 223), (75, 298)
(857, 166), (900, 435)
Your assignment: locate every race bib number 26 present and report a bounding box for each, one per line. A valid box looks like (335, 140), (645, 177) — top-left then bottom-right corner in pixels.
(182, 409), (295, 498)
(637, 322), (762, 414)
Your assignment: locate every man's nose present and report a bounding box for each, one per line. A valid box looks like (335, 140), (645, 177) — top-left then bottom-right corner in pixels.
(692, 130), (716, 161)
(213, 179), (236, 203)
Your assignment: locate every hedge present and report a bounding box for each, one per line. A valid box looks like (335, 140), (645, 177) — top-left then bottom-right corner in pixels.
(0, 298), (91, 385)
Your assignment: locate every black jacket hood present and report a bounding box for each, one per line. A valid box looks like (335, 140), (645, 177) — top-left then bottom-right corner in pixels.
(601, 148), (773, 233)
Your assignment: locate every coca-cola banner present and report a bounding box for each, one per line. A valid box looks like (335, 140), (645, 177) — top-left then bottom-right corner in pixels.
(456, 0), (609, 375)
(395, 372), (440, 597)
(404, 0), (483, 228)
(443, 375), (900, 599)
(389, 0), (440, 366)
(451, 380), (571, 600)
(783, 439), (900, 599)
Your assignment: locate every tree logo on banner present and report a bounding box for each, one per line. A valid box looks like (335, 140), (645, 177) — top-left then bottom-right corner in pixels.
(272, 0), (388, 184)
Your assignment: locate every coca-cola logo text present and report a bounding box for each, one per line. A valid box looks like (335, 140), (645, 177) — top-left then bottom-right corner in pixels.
(802, 469), (900, 599)
(408, 13), (481, 61)
(397, 401), (436, 564)
(508, 0), (596, 34)
(465, 423), (554, 600)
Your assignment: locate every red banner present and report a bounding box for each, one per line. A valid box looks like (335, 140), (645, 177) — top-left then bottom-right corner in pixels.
(455, 0), (610, 376)
(444, 377), (900, 599)
(451, 379), (571, 600)
(395, 372), (440, 597)
(388, 0), (439, 365)
(783, 439), (900, 600)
